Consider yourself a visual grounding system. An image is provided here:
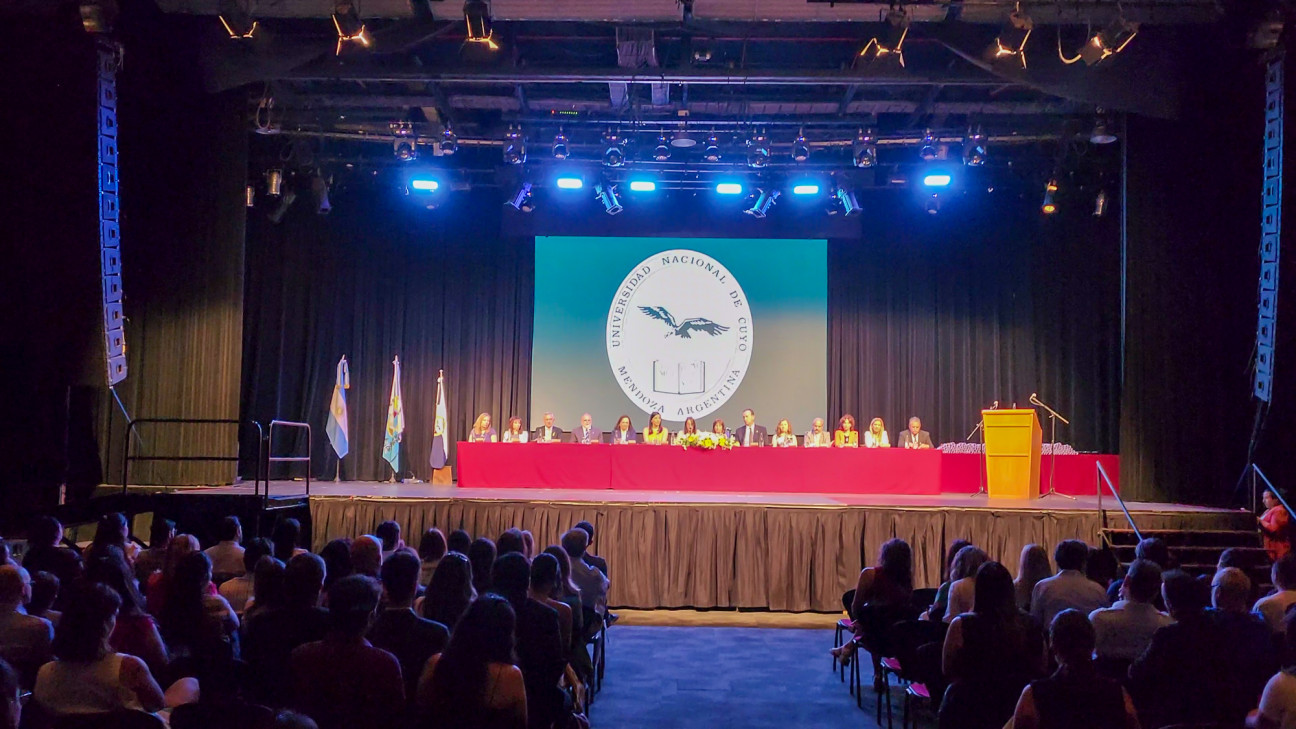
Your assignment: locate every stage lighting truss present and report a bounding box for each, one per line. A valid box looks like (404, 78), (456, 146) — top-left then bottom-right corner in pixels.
(332, 1), (370, 55)
(602, 129), (626, 167)
(595, 182), (623, 215)
(746, 129), (771, 169)
(991, 7), (1032, 68)
(1042, 178), (1059, 214)
(853, 129), (878, 168)
(439, 125), (459, 155)
(218, 0), (257, 39)
(1079, 17), (1139, 66)
(791, 129), (811, 163)
(392, 123), (417, 162)
(918, 129), (939, 161)
(703, 133), (722, 163)
(859, 5), (909, 68)
(552, 129), (570, 160)
(962, 128), (988, 167)
(744, 188), (780, 219)
(464, 0), (498, 50)
(503, 124), (527, 165)
(507, 182), (534, 212)
(653, 135), (672, 162)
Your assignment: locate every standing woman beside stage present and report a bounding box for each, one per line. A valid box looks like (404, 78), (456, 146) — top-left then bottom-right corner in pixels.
(834, 415), (859, 448)
(675, 417), (698, 444)
(611, 415), (636, 444)
(501, 417), (528, 443)
(864, 418), (890, 448)
(643, 412), (669, 445)
(469, 413), (498, 443)
(772, 419), (797, 448)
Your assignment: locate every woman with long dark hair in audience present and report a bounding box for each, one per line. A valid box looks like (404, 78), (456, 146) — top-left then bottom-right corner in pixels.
(1010, 610), (1139, 729)
(1015, 545), (1052, 612)
(831, 538), (914, 664)
(319, 538), (353, 593)
(243, 556), (286, 620)
(158, 552), (238, 673)
(85, 512), (136, 565)
(542, 545), (594, 681)
(939, 561), (1047, 729)
(271, 518), (306, 563)
(419, 529), (447, 587)
(417, 595), (527, 729)
(146, 534), (204, 616)
(85, 545), (170, 676)
(34, 581), (166, 716)
(468, 538), (497, 596)
(528, 554), (573, 652)
(421, 552), (476, 631)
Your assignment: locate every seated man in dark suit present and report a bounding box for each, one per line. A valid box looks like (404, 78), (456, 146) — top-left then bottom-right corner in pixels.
(369, 551), (448, 702)
(572, 413), (601, 445)
(492, 553), (566, 729)
(20, 517), (82, 595)
(734, 409), (768, 447)
(531, 411), (564, 444)
(573, 521), (608, 578)
(900, 417), (934, 449)
(1208, 567), (1280, 725)
(242, 553), (331, 706)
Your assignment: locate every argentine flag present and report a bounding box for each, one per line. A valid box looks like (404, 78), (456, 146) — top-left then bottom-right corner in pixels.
(429, 370), (448, 469)
(325, 356), (350, 459)
(382, 356), (404, 476)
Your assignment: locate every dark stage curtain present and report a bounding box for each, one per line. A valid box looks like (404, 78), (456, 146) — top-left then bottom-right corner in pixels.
(829, 191), (1122, 456)
(241, 190), (533, 482)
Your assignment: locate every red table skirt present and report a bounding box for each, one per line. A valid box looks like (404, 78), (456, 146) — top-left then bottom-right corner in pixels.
(456, 443), (1118, 496)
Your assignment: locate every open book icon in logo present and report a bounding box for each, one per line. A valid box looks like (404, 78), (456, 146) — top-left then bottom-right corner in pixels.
(653, 361), (705, 395)
(638, 306), (729, 339)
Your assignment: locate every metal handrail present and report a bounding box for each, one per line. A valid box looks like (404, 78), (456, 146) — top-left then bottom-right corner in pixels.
(122, 418), (262, 495)
(1097, 461), (1142, 543)
(1251, 463), (1295, 518)
(264, 419), (312, 504)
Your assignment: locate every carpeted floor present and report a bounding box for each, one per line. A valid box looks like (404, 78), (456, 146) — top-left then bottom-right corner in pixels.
(590, 625), (936, 729)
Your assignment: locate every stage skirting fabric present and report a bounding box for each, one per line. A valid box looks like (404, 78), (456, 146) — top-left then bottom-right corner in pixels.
(309, 494), (1231, 612)
(456, 443), (1119, 497)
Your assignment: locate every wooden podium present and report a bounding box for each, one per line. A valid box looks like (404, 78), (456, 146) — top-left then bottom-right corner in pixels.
(982, 409), (1043, 499)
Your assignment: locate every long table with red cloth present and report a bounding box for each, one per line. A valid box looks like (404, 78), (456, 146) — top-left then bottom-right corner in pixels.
(456, 442), (1119, 496)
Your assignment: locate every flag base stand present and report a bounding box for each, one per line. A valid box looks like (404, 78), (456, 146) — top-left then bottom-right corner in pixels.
(431, 467), (454, 485)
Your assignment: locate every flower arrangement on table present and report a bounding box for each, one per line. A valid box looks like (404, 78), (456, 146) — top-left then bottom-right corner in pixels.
(678, 432), (738, 451)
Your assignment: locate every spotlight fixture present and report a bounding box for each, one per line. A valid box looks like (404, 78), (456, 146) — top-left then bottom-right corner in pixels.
(595, 183), (623, 215)
(265, 169), (284, 197)
(629, 180), (657, 192)
(859, 5), (909, 67)
(962, 128), (987, 167)
(506, 182), (534, 212)
(602, 129), (625, 168)
(715, 182), (743, 195)
(853, 129), (878, 168)
(922, 174), (952, 187)
(502, 124), (526, 165)
(1089, 117), (1118, 145)
(990, 6), (1032, 68)
(79, 0), (118, 34)
(671, 130), (697, 148)
(1093, 190), (1108, 217)
(703, 133), (722, 163)
(744, 189), (780, 219)
(552, 129), (570, 160)
(834, 185), (862, 217)
(310, 174), (331, 215)
(332, 1), (370, 55)
(245, 184), (255, 208)
(791, 184), (820, 196)
(1080, 17), (1139, 65)
(653, 135), (671, 162)
(438, 125), (458, 155)
(791, 129), (810, 163)
(464, 0), (498, 50)
(925, 194), (941, 215)
(1042, 179), (1058, 214)
(410, 179), (440, 192)
(746, 129), (771, 169)
(392, 125), (418, 162)
(918, 130), (939, 162)
(555, 176), (584, 190)
(219, 0), (257, 39)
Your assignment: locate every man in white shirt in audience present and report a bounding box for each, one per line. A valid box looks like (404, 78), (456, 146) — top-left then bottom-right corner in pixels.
(1255, 553), (1296, 633)
(1089, 559), (1172, 663)
(562, 529), (609, 613)
(1031, 539), (1110, 626)
(532, 412), (563, 443)
(204, 516), (246, 578)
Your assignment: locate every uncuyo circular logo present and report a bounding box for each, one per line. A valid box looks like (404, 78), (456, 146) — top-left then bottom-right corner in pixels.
(606, 249), (753, 420)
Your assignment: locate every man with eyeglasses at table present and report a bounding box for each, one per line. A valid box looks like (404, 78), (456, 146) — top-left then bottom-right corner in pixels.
(572, 413), (602, 445)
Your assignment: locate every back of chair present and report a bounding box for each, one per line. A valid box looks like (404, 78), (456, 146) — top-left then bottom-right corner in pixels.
(888, 619), (947, 685)
(910, 588), (938, 612)
(856, 603), (921, 657)
(51, 711), (165, 729)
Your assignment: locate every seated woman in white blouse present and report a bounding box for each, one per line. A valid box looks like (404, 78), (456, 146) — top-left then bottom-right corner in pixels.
(864, 417), (890, 448)
(674, 417), (698, 444)
(468, 413), (498, 443)
(772, 419), (798, 448)
(501, 417), (529, 443)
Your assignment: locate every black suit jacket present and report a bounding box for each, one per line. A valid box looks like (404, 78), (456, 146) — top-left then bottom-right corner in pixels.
(367, 608), (449, 701)
(734, 424), (768, 446)
(512, 597), (567, 729)
(531, 425), (564, 443)
(1129, 614), (1231, 728)
(899, 429), (934, 449)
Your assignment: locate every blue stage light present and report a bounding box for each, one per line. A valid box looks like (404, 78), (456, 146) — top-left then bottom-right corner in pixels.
(555, 177), (584, 190)
(922, 174), (952, 187)
(716, 182), (743, 195)
(791, 184), (820, 195)
(628, 180), (657, 192)
(410, 179), (439, 191)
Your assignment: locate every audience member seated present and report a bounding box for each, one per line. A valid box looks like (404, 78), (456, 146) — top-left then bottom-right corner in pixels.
(146, 534), (202, 616)
(925, 540), (972, 622)
(1088, 559), (1170, 672)
(169, 659), (275, 729)
(1106, 537), (1170, 606)
(369, 552), (449, 702)
(572, 522), (608, 579)
(497, 530), (526, 557)
(135, 519), (176, 583)
(490, 554), (565, 729)
(1015, 544), (1052, 612)
(418, 529), (447, 587)
(27, 572), (61, 626)
(542, 546), (591, 678)
(528, 554), (573, 653)
(469, 538), (498, 597)
(831, 538), (914, 663)
(419, 552), (476, 632)
(0, 565), (53, 689)
(944, 546), (990, 621)
(350, 536), (383, 580)
(1010, 609), (1139, 729)
(319, 539), (353, 593)
(1211, 566), (1281, 724)
(220, 538), (272, 616)
(272, 518), (308, 564)
(85, 546), (170, 677)
(33, 581), (166, 716)
(85, 513), (138, 566)
(447, 530), (473, 557)
(562, 530), (609, 618)
(1249, 611), (1296, 729)
(21, 517), (82, 594)
(243, 553), (330, 707)
(1129, 569), (1230, 729)
(0, 658), (19, 729)
(245, 556), (287, 621)
(205, 517), (247, 579)
(417, 595), (527, 729)
(0, 541), (14, 569)
(1258, 553), (1296, 634)
(375, 521), (404, 563)
(290, 576), (403, 729)
(521, 531), (535, 560)
(939, 562), (1046, 729)
(1031, 540), (1110, 627)
(158, 551), (239, 674)
(1084, 547), (1119, 591)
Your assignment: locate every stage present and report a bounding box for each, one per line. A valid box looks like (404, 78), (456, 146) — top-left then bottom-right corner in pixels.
(170, 480), (1250, 612)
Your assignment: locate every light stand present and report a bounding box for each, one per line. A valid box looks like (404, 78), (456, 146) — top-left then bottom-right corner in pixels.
(1031, 393), (1073, 500)
(966, 401), (998, 497)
